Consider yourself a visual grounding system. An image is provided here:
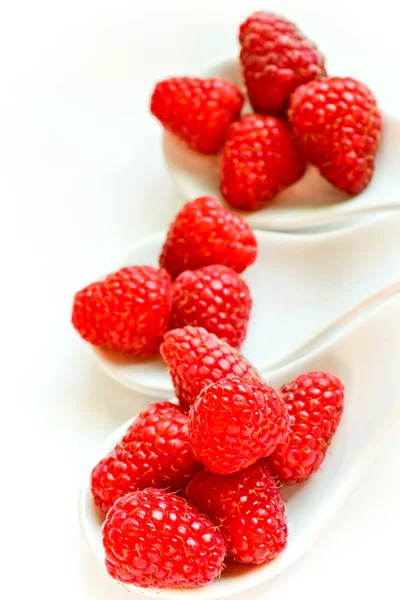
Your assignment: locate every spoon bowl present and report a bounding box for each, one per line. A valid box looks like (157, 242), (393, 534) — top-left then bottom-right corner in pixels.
(79, 290), (400, 599)
(163, 56), (400, 231)
(93, 215), (400, 397)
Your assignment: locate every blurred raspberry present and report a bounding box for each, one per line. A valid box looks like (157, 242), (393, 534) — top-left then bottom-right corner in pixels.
(151, 77), (244, 153)
(289, 77), (382, 194)
(239, 11), (325, 115)
(220, 115), (305, 211)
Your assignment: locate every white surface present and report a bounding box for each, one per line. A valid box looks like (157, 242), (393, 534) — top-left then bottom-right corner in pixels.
(80, 292), (400, 599)
(164, 57), (400, 231)
(1, 2), (400, 600)
(94, 218), (400, 397)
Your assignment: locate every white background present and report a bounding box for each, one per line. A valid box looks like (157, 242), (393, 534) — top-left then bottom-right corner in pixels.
(1, 1), (399, 598)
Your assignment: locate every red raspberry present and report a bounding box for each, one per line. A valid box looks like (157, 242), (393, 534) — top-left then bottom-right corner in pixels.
(220, 115), (305, 211)
(268, 372), (344, 484)
(72, 266), (171, 356)
(120, 401), (184, 444)
(91, 402), (200, 513)
(189, 376), (290, 474)
(186, 460), (287, 564)
(150, 77), (244, 154)
(239, 12), (325, 115)
(160, 196), (257, 280)
(171, 265), (252, 348)
(288, 77), (382, 194)
(160, 326), (260, 412)
(103, 489), (227, 588)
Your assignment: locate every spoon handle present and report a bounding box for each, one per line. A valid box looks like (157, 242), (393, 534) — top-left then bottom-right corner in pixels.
(251, 203), (400, 232)
(312, 203), (400, 227)
(260, 281), (400, 375)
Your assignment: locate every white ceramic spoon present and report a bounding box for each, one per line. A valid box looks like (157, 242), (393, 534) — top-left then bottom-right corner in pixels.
(79, 290), (400, 600)
(162, 57), (400, 231)
(93, 214), (400, 397)
(261, 280), (400, 377)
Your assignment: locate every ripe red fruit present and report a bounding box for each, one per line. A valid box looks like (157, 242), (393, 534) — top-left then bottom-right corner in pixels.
(288, 77), (382, 194)
(268, 371), (344, 484)
(220, 115), (305, 211)
(159, 196), (257, 279)
(189, 376), (290, 474)
(91, 402), (200, 513)
(239, 12), (325, 115)
(171, 265), (252, 348)
(160, 326), (260, 412)
(71, 266), (171, 356)
(103, 489), (227, 588)
(150, 77), (244, 154)
(120, 401), (186, 444)
(186, 460), (287, 564)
